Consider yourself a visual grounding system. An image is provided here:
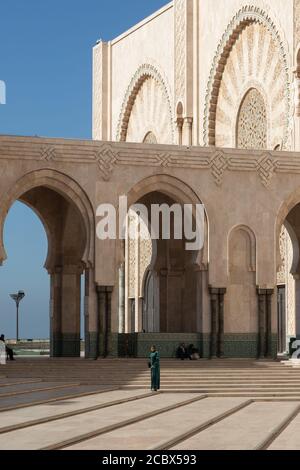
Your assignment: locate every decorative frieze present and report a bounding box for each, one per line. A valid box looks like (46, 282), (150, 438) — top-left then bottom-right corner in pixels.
(3, 136), (300, 187)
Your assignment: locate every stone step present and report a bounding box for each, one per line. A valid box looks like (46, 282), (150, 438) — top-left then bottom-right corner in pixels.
(63, 397), (250, 451)
(171, 402), (300, 450)
(0, 385), (116, 412)
(0, 390), (153, 434)
(268, 410), (300, 449)
(0, 393), (205, 450)
(0, 381), (80, 398)
(5, 369), (300, 376)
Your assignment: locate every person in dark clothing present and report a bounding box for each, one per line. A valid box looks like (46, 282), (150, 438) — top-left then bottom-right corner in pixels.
(176, 343), (188, 360)
(0, 335), (15, 361)
(149, 345), (160, 391)
(187, 344), (200, 360)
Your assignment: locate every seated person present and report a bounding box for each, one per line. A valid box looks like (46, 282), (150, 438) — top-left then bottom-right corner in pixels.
(0, 334), (15, 361)
(187, 344), (200, 360)
(176, 343), (188, 360)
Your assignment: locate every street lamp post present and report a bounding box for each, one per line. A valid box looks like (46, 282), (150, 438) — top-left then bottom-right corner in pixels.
(9, 291), (25, 342)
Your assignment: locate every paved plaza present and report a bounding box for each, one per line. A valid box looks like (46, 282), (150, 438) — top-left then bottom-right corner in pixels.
(0, 359), (299, 450)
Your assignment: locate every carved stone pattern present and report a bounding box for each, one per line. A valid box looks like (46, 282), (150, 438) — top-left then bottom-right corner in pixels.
(156, 152), (172, 167)
(40, 146), (57, 161)
(126, 76), (173, 144)
(210, 151), (228, 185)
(277, 226), (295, 337)
(128, 215), (136, 299)
(204, 6), (291, 149)
(256, 154), (277, 188)
(94, 144), (118, 181)
(237, 89), (267, 150)
(286, 231), (296, 337)
(175, 0), (186, 103)
(139, 238), (152, 296)
(8, 137), (300, 187)
(277, 226), (286, 285)
(117, 64), (174, 143)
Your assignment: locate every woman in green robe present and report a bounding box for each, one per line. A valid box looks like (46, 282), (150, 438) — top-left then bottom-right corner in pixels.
(150, 345), (160, 391)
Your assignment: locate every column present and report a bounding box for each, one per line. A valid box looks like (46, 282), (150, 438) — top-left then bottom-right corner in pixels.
(266, 289), (274, 357)
(84, 268), (98, 359)
(257, 289), (267, 359)
(97, 286), (113, 357)
(182, 117), (193, 146)
(105, 287), (113, 357)
(60, 266), (82, 357)
(209, 287), (219, 358)
(218, 288), (226, 358)
(49, 267), (62, 357)
(176, 118), (183, 145)
(118, 263), (125, 333)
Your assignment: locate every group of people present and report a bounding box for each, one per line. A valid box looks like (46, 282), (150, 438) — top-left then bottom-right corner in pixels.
(176, 343), (200, 361)
(0, 334), (15, 362)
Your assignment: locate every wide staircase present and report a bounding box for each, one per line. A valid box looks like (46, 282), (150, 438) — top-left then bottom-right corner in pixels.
(1, 358), (300, 399)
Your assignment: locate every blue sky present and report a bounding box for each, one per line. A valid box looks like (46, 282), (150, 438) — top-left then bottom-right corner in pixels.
(0, 0), (169, 339)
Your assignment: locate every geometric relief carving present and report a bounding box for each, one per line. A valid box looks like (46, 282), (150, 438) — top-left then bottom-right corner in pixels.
(277, 226), (287, 285)
(128, 215), (137, 299)
(40, 146), (57, 161)
(94, 144), (118, 181)
(126, 76), (173, 145)
(277, 226), (296, 337)
(126, 211), (152, 299)
(117, 64), (174, 144)
(286, 231), (296, 337)
(237, 89), (267, 150)
(256, 153), (277, 188)
(210, 151), (228, 186)
(139, 238), (152, 296)
(204, 8), (290, 150)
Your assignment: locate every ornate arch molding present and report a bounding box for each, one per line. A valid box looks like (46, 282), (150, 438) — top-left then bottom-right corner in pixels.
(228, 224), (257, 274)
(203, 5), (291, 148)
(275, 189), (300, 275)
(0, 169), (95, 268)
(117, 64), (174, 143)
(125, 174), (209, 268)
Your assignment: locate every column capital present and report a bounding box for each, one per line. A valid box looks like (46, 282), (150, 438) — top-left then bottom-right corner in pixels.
(257, 288), (267, 295)
(209, 287), (227, 295)
(96, 285), (114, 294)
(266, 289), (274, 296)
(209, 286), (219, 295)
(183, 116), (193, 126)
